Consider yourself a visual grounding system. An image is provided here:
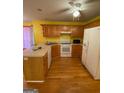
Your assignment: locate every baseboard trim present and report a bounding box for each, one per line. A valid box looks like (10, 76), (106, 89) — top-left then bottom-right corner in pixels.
(25, 80), (45, 83)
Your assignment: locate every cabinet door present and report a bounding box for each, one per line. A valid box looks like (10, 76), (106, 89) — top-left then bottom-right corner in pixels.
(52, 26), (60, 37)
(23, 57), (44, 81)
(71, 26), (84, 37)
(58, 25), (71, 32)
(43, 53), (48, 77)
(42, 25), (60, 37)
(51, 45), (60, 58)
(42, 25), (48, 37)
(72, 45), (82, 58)
(45, 25), (53, 37)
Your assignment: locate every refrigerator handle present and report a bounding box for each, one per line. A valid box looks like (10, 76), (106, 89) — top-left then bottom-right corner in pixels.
(83, 40), (89, 47)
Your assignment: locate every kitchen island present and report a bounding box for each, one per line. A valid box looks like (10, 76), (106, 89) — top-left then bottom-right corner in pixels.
(23, 43), (83, 83)
(23, 44), (51, 83)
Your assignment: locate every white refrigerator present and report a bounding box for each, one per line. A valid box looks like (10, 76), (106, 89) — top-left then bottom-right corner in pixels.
(82, 26), (100, 80)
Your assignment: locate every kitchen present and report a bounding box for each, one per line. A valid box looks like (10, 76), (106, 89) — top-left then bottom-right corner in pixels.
(23, 0), (100, 93)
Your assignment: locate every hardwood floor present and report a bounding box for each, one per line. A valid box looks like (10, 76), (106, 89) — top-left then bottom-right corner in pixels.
(26, 58), (100, 93)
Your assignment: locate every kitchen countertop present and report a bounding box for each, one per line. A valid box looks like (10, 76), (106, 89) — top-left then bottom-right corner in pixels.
(23, 44), (51, 57)
(71, 43), (82, 45)
(23, 43), (82, 57)
(45, 42), (83, 45)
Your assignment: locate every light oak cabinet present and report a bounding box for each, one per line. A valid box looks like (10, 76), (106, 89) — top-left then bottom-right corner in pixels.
(43, 53), (48, 77)
(58, 25), (71, 32)
(23, 53), (48, 81)
(51, 45), (60, 58)
(42, 25), (60, 37)
(71, 26), (84, 38)
(42, 25), (84, 38)
(72, 45), (82, 58)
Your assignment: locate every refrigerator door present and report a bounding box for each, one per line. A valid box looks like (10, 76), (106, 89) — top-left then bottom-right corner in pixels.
(82, 28), (90, 66)
(82, 40), (89, 66)
(83, 26), (100, 79)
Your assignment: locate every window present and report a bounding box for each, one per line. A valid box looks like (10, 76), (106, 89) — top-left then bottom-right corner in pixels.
(23, 26), (34, 48)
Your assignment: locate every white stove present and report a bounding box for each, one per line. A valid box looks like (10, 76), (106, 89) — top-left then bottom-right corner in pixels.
(60, 41), (72, 57)
(60, 33), (72, 57)
(60, 43), (72, 57)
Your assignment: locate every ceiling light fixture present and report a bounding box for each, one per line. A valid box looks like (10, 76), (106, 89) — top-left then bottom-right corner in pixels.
(73, 10), (80, 17)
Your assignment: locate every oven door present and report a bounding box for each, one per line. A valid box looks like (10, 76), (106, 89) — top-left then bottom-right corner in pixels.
(61, 44), (72, 57)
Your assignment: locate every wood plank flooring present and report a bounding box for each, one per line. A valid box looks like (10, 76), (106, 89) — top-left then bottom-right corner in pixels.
(26, 58), (100, 93)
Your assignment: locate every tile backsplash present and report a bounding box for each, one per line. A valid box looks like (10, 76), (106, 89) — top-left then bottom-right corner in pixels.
(44, 35), (82, 43)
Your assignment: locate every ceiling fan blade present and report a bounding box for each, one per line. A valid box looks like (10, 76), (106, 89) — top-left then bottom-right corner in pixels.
(85, 0), (99, 4)
(54, 8), (70, 15)
(68, 1), (74, 6)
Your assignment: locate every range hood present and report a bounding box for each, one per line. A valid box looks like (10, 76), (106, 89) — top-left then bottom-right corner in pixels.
(60, 31), (72, 34)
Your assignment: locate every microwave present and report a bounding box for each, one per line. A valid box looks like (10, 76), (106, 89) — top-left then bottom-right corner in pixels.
(73, 39), (80, 44)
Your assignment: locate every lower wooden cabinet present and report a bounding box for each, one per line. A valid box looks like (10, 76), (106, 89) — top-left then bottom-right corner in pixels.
(51, 45), (60, 58)
(51, 44), (82, 59)
(72, 45), (82, 58)
(43, 53), (48, 77)
(23, 53), (48, 81)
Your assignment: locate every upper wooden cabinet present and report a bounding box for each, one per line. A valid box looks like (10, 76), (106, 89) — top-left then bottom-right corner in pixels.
(42, 25), (84, 38)
(71, 26), (84, 38)
(57, 25), (71, 31)
(42, 25), (60, 37)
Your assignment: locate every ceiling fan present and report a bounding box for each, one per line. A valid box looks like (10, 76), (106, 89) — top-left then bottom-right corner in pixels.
(54, 0), (85, 20)
(53, 0), (99, 21)
(69, 1), (82, 17)
(69, 1), (83, 11)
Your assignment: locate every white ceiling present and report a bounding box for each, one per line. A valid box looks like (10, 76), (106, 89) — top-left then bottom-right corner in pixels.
(23, 0), (100, 22)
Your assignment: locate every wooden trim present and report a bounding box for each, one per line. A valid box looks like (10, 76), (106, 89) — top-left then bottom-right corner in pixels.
(84, 19), (100, 28)
(83, 16), (100, 25)
(38, 21), (84, 25)
(23, 25), (33, 27)
(24, 80), (45, 83)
